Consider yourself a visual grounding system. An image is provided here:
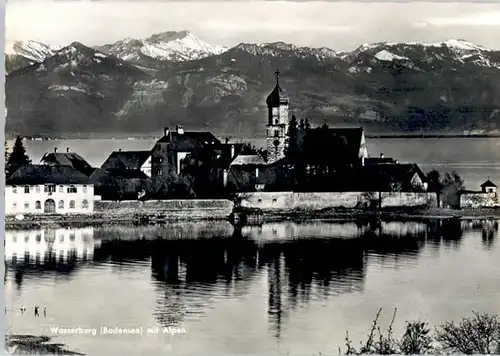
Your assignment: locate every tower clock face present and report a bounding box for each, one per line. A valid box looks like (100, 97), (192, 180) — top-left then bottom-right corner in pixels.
(273, 139), (280, 147)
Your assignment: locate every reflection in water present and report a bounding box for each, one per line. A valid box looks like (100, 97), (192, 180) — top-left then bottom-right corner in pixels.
(5, 227), (98, 288)
(4, 218), (499, 351)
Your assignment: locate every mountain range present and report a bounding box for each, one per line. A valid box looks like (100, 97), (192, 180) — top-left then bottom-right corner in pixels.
(6, 31), (500, 138)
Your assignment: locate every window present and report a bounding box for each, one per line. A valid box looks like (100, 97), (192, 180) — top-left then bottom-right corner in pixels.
(25, 235), (29, 243)
(69, 233), (76, 242)
(69, 200), (75, 209)
(59, 185), (64, 193)
(35, 234), (41, 243)
(24, 185), (30, 193)
(24, 201), (29, 209)
(82, 200), (89, 209)
(36, 186), (41, 193)
(58, 200), (64, 209)
(35, 201), (41, 210)
(158, 170), (163, 176)
(12, 202), (17, 209)
(274, 130), (279, 137)
(82, 185), (87, 193)
(12, 186), (17, 194)
(45, 185), (56, 193)
(67, 185), (77, 193)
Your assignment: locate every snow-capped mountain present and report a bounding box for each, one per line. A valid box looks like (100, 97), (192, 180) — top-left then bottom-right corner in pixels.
(96, 30), (228, 62)
(7, 40), (63, 62)
(343, 39), (500, 71)
(6, 34), (500, 137)
(235, 42), (337, 60)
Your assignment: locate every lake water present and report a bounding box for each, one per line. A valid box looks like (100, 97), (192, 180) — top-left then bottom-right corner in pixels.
(4, 219), (500, 356)
(22, 137), (500, 190)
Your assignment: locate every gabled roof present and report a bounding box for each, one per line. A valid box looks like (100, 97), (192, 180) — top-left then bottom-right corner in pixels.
(230, 154), (267, 166)
(7, 165), (90, 185)
(156, 131), (219, 151)
(101, 151), (150, 171)
(364, 157), (397, 166)
(297, 127), (364, 165)
(41, 152), (94, 177)
(481, 180), (497, 188)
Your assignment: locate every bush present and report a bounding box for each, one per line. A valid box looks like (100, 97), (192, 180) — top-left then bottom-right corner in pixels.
(343, 309), (500, 355)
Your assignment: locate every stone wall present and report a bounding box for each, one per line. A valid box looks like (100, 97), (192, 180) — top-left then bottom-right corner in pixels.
(460, 193), (499, 209)
(238, 191), (437, 211)
(94, 199), (234, 219)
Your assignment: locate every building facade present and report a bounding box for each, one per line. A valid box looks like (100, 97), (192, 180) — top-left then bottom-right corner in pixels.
(151, 125), (220, 179)
(5, 165), (95, 215)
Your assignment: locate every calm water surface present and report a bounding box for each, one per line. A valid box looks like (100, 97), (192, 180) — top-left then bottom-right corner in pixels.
(21, 137), (500, 190)
(5, 219), (500, 356)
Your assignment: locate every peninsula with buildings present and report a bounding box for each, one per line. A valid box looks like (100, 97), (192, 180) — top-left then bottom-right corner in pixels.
(5, 71), (500, 227)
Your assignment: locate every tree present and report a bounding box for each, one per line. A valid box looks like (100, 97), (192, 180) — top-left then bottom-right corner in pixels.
(285, 114), (298, 161)
(304, 118), (311, 130)
(299, 119), (305, 130)
(427, 169), (464, 208)
(5, 141), (10, 163)
(7, 136), (31, 173)
(443, 171), (465, 191)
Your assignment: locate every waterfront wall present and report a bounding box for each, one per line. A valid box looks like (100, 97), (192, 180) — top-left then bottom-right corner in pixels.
(94, 199), (235, 219)
(238, 191), (437, 211)
(460, 193), (499, 209)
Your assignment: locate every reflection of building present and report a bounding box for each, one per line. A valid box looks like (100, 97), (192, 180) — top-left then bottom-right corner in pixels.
(5, 165), (94, 215)
(5, 227), (96, 264)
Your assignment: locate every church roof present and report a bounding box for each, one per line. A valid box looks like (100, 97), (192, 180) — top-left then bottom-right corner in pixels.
(266, 84), (289, 107)
(266, 70), (288, 107)
(297, 127), (365, 165)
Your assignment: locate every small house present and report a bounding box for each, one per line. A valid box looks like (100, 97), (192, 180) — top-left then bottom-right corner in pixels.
(460, 179), (499, 209)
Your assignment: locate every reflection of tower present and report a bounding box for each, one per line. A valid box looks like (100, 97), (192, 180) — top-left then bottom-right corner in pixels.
(266, 70), (289, 163)
(267, 246), (285, 340)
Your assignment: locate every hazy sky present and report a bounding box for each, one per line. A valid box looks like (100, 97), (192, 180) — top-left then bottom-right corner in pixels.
(6, 0), (500, 52)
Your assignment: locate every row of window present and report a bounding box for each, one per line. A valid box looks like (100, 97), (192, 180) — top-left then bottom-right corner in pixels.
(12, 200), (90, 210)
(11, 185), (87, 194)
(10, 233), (92, 244)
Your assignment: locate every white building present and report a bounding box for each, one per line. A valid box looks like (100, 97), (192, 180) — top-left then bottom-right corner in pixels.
(5, 164), (95, 215)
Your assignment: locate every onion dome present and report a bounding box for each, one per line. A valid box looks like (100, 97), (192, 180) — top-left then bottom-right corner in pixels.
(266, 69), (288, 107)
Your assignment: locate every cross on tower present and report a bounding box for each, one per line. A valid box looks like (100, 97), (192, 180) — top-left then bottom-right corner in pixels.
(275, 69), (280, 85)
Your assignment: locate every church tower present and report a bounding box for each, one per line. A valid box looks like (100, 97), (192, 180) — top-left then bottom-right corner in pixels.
(266, 70), (289, 163)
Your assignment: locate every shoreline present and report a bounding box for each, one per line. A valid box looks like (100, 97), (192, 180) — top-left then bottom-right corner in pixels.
(5, 208), (500, 229)
(5, 334), (84, 355)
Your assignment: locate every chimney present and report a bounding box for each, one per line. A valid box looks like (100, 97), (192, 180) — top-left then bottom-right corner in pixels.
(163, 127), (169, 137)
(380, 153), (384, 158)
(176, 125), (184, 135)
(225, 137), (229, 144)
(231, 144), (235, 159)
(66, 147), (70, 153)
(118, 148), (122, 152)
(54, 147), (58, 153)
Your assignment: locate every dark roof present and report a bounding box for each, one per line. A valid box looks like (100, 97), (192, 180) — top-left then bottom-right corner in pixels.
(90, 168), (149, 183)
(297, 127), (364, 165)
(156, 131), (219, 150)
(266, 83), (289, 107)
(101, 151), (150, 171)
(481, 180), (497, 188)
(364, 157), (397, 166)
(7, 165), (90, 185)
(41, 152), (94, 176)
(359, 163), (427, 191)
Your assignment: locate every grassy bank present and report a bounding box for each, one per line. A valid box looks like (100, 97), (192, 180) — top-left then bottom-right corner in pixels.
(5, 334), (84, 355)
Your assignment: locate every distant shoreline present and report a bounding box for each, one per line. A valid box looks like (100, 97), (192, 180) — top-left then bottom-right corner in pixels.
(5, 208), (500, 229)
(8, 134), (500, 141)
